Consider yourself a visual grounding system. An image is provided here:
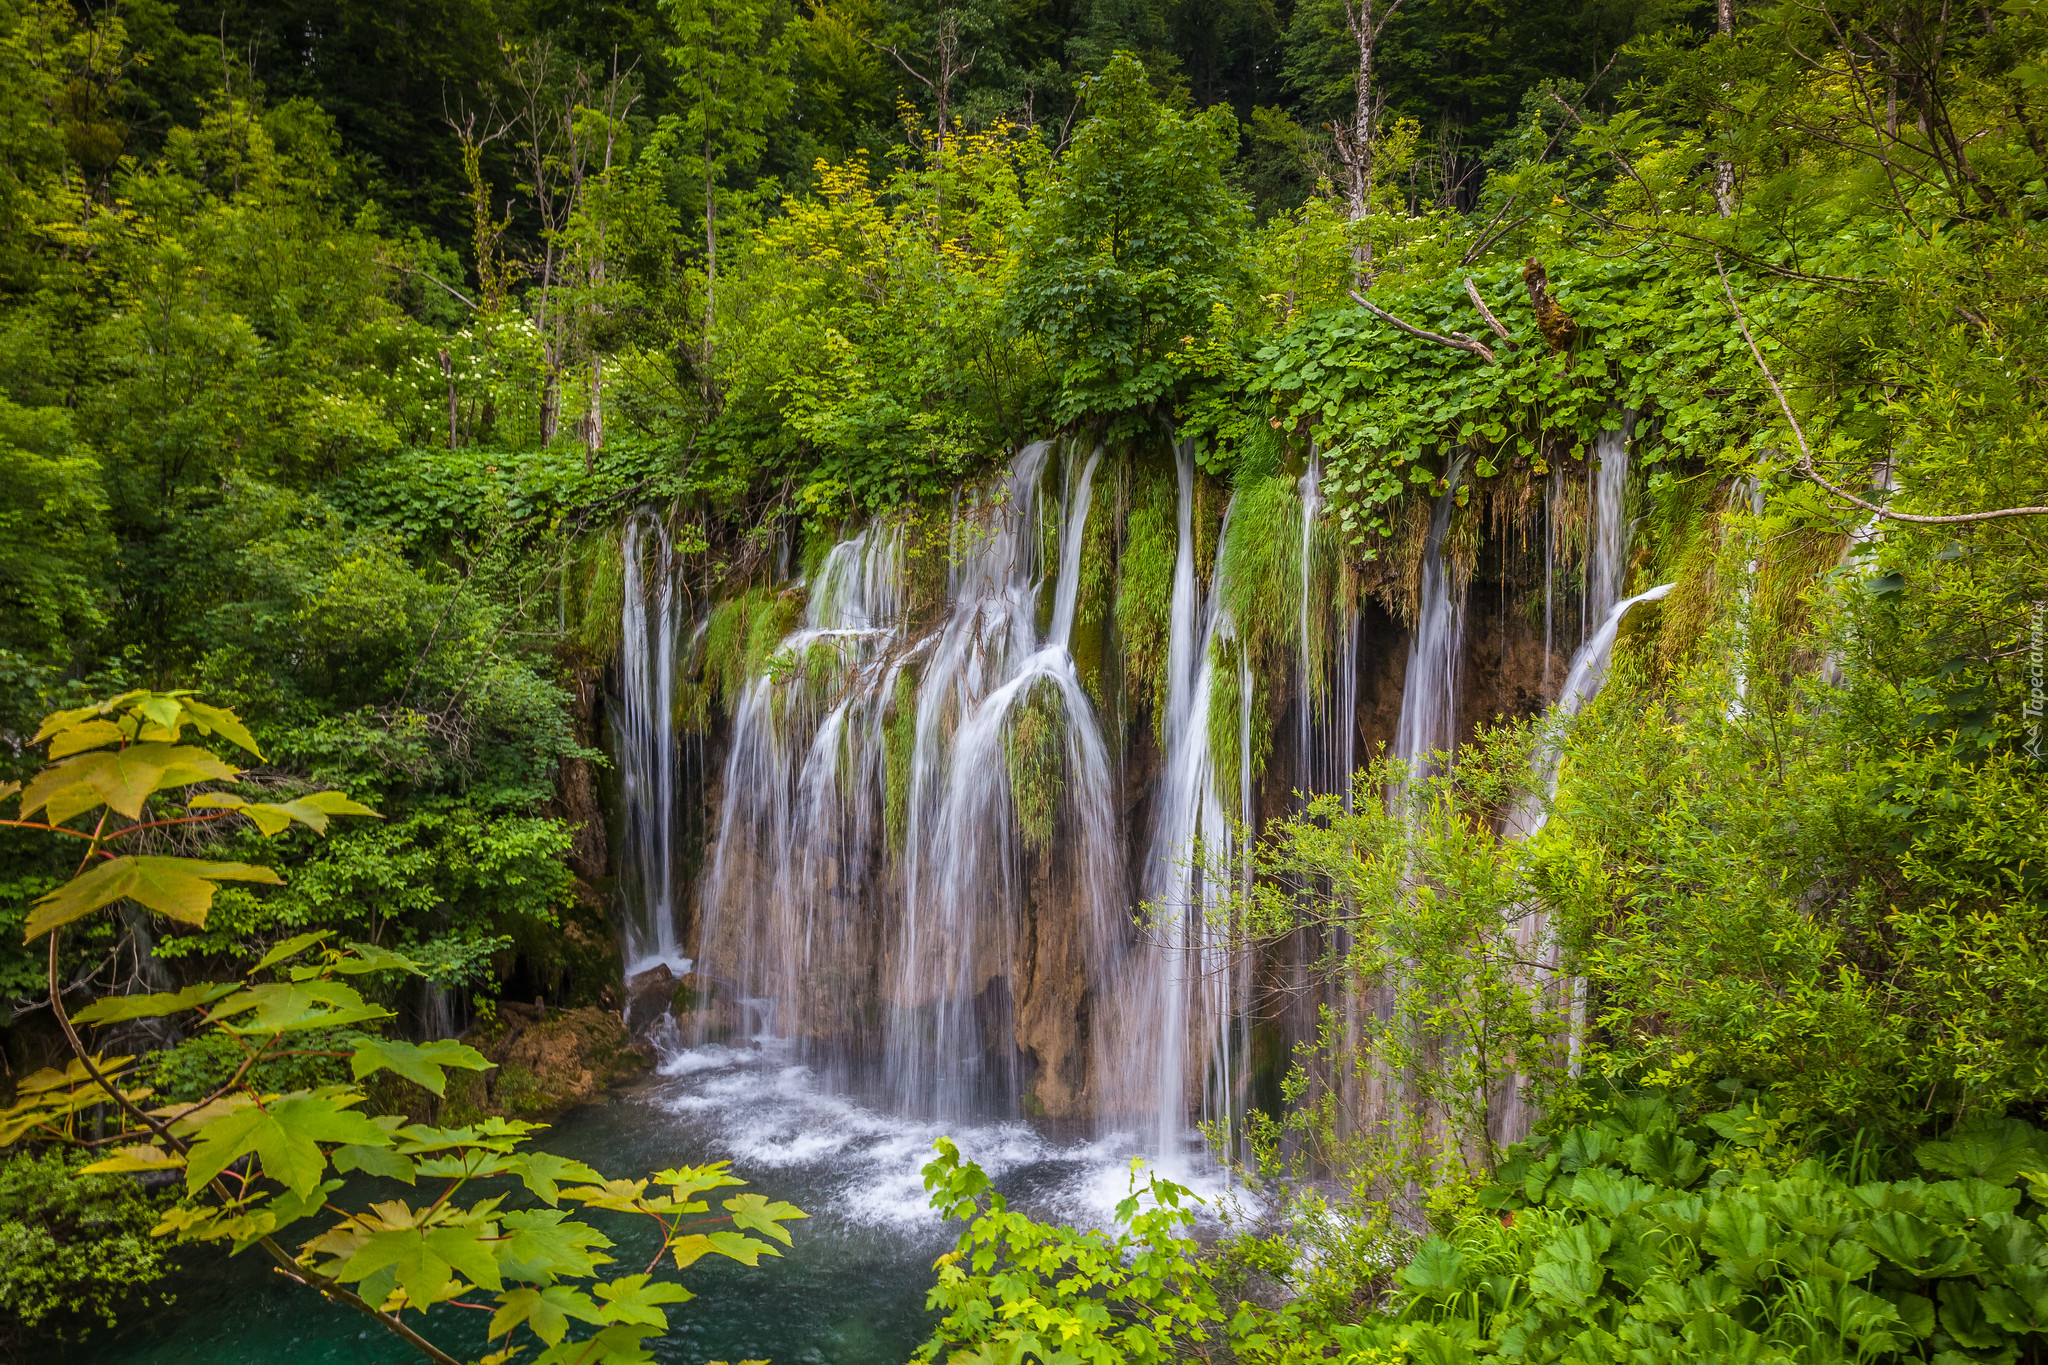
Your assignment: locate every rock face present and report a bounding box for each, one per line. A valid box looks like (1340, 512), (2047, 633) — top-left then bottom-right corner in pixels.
(423, 1005), (650, 1123)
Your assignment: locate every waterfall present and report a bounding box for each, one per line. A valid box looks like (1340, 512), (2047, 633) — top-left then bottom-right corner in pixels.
(1120, 440), (1243, 1158)
(1390, 463), (1471, 789)
(692, 522), (906, 1070)
(616, 512), (690, 974)
(678, 440), (1128, 1124)
(613, 424), (1668, 1160)
(890, 439), (1123, 1117)
(1584, 418), (1634, 633)
(1294, 452), (1356, 801)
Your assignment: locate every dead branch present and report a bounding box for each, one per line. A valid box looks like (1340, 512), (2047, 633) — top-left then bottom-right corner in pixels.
(1462, 278), (1518, 346)
(1716, 257), (2048, 524)
(1349, 289), (1497, 363)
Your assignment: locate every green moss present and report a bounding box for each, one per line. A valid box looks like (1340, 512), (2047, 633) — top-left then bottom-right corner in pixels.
(699, 585), (802, 704)
(1006, 677), (1065, 857)
(1117, 463), (1176, 739)
(573, 523), (626, 661)
(1206, 633), (1270, 818)
(702, 590), (754, 704)
(1219, 474), (1304, 678)
(801, 638), (842, 707)
(1193, 469), (1225, 589)
(799, 522), (837, 582)
(885, 665), (918, 847)
(1073, 457), (1120, 710)
(902, 507), (952, 628)
(741, 589), (803, 687)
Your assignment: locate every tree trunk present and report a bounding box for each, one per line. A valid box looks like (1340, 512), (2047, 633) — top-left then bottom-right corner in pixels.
(1714, 0), (1736, 218)
(704, 159), (717, 402)
(440, 348), (458, 449)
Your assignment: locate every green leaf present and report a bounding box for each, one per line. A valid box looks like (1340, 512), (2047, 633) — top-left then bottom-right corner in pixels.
(500, 1209), (615, 1280)
(19, 743), (240, 821)
(511, 1152), (606, 1206)
(333, 1144), (418, 1183)
(340, 1223), (506, 1308)
(350, 1038), (493, 1096)
(186, 1092), (391, 1197)
(279, 791), (381, 831)
(177, 699), (264, 758)
(1916, 1120), (2046, 1185)
(330, 942), (424, 975)
(723, 1191), (806, 1246)
(26, 857), (283, 940)
(253, 931), (334, 973)
(73, 981), (238, 1024)
(1398, 1237), (1467, 1299)
(211, 980), (390, 1034)
(493, 1285), (606, 1346)
(594, 1274), (691, 1328)
(47, 720), (125, 758)
(80, 1144), (185, 1174)
(667, 1229), (778, 1269)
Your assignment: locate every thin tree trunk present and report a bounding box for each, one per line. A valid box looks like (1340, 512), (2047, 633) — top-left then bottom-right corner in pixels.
(1714, 0), (1736, 217)
(440, 348), (458, 448)
(704, 159), (717, 400)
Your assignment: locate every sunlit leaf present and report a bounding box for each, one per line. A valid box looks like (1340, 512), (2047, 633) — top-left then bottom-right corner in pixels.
(723, 1191), (806, 1246)
(80, 1144), (186, 1174)
(492, 1285), (606, 1346)
(186, 1092), (390, 1197)
(253, 931), (334, 973)
(26, 857), (283, 940)
(47, 720), (124, 758)
(74, 982), (238, 1024)
(350, 1038), (493, 1096)
(593, 1274), (690, 1328)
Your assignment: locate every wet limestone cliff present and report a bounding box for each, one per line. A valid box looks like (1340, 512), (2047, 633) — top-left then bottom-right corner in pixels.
(601, 428), (1670, 1143)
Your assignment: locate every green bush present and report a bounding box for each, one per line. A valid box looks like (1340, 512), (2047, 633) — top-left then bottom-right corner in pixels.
(0, 1147), (177, 1345)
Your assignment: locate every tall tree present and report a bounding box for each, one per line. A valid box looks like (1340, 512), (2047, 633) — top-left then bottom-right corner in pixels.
(664, 0), (794, 397)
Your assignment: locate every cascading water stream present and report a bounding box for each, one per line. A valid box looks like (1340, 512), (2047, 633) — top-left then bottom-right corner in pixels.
(616, 511), (691, 975)
(1125, 440), (1242, 1159)
(1390, 460), (1472, 794)
(677, 440), (1132, 1127)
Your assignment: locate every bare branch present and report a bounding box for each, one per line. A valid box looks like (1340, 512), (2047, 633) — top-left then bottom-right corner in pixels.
(1462, 278), (1518, 346)
(1715, 257), (2048, 524)
(1349, 289), (1496, 363)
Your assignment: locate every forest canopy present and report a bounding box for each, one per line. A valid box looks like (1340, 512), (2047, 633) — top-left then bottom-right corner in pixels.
(1, 0), (2046, 1359)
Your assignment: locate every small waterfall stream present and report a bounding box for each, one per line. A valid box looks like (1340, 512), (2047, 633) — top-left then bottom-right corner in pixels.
(1390, 460), (1472, 788)
(616, 512), (691, 975)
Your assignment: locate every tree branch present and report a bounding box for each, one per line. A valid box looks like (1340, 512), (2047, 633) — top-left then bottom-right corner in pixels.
(1349, 290), (1496, 363)
(1715, 257), (2048, 524)
(1462, 279), (1518, 346)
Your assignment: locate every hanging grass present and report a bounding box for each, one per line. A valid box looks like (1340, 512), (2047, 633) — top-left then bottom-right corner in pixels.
(1006, 676), (1066, 857)
(702, 585), (797, 704)
(1193, 468), (1225, 590)
(884, 665), (918, 848)
(572, 521), (627, 662)
(1206, 633), (1270, 819)
(1654, 479), (1741, 671)
(1117, 463), (1176, 740)
(1218, 474), (1304, 679)
(1073, 458), (1121, 710)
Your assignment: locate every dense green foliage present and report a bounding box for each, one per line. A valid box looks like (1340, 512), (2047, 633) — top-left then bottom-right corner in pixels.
(0, 692), (804, 1363)
(0, 0), (2044, 1356)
